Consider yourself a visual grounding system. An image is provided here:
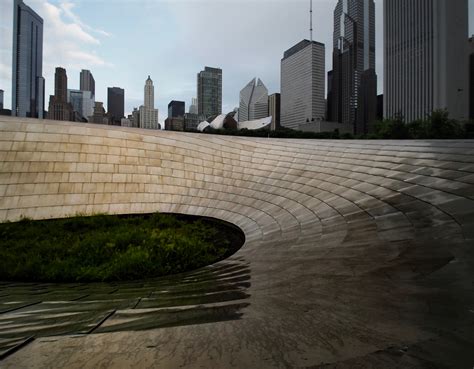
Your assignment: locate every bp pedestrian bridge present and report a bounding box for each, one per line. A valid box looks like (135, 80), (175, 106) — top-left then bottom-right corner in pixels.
(0, 116), (473, 368)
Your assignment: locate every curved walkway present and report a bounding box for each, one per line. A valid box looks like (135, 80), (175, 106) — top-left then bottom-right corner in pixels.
(0, 117), (473, 368)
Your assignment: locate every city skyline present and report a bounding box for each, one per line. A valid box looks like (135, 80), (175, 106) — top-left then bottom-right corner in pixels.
(0, 0), (473, 123)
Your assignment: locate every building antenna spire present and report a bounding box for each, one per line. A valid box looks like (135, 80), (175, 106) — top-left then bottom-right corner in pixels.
(310, 0), (313, 42)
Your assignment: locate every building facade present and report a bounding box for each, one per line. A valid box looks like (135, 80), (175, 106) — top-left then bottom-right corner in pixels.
(470, 36), (474, 121)
(47, 67), (73, 121)
(67, 89), (94, 121)
(384, 0), (469, 122)
(12, 0), (45, 118)
(326, 70), (333, 121)
(281, 40), (326, 130)
(197, 67), (222, 118)
(107, 87), (124, 125)
(183, 113), (207, 131)
(268, 93), (281, 131)
(80, 70), (95, 98)
(168, 101), (185, 118)
(239, 78), (269, 122)
(165, 117), (185, 131)
(331, 0), (376, 134)
(189, 98), (198, 114)
(139, 76), (159, 130)
(89, 102), (108, 125)
(0, 90), (3, 110)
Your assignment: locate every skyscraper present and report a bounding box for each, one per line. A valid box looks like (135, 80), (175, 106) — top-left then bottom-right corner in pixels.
(168, 101), (185, 119)
(12, 0), (45, 118)
(47, 67), (73, 121)
(331, 0), (376, 134)
(189, 98), (198, 114)
(469, 36), (474, 121)
(68, 89), (94, 121)
(268, 93), (281, 131)
(197, 67), (222, 118)
(0, 90), (3, 110)
(107, 87), (124, 125)
(281, 40), (325, 129)
(80, 70), (95, 98)
(239, 78), (269, 122)
(384, 0), (469, 122)
(326, 70), (333, 121)
(139, 76), (159, 130)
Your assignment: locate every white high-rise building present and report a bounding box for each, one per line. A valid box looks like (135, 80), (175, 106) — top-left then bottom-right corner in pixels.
(139, 76), (160, 130)
(281, 40), (326, 129)
(189, 98), (198, 114)
(239, 78), (269, 122)
(384, 0), (469, 122)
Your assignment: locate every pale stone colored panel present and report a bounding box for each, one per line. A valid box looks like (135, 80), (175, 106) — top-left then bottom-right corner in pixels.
(91, 173), (113, 183)
(69, 172), (92, 183)
(58, 183), (83, 194)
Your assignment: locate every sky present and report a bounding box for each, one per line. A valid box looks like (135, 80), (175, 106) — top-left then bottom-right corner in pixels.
(0, 0), (473, 123)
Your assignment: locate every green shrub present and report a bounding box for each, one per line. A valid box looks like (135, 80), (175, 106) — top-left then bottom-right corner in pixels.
(0, 213), (240, 282)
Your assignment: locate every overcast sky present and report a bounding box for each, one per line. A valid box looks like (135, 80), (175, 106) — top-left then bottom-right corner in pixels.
(1, 0), (473, 122)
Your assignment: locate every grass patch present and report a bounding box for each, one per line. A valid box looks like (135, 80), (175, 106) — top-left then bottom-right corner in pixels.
(0, 213), (244, 282)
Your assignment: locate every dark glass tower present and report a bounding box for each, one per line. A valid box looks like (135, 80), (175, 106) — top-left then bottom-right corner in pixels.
(80, 70), (95, 98)
(12, 0), (45, 118)
(331, 0), (376, 134)
(470, 36), (474, 121)
(197, 67), (222, 118)
(168, 101), (185, 119)
(107, 87), (125, 125)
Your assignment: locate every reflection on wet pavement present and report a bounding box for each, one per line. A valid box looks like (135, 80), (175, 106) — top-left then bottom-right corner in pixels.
(0, 259), (250, 357)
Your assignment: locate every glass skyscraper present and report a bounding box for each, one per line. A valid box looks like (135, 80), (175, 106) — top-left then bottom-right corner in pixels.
(384, 0), (469, 122)
(239, 78), (269, 122)
(331, 0), (376, 134)
(107, 87), (125, 125)
(197, 67), (222, 118)
(12, 0), (45, 118)
(168, 101), (185, 119)
(280, 40), (326, 130)
(80, 70), (95, 99)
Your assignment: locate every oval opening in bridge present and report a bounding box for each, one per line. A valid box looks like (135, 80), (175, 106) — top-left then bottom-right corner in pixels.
(0, 213), (245, 283)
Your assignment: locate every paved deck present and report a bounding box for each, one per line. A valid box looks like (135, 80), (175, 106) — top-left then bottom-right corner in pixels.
(0, 117), (473, 368)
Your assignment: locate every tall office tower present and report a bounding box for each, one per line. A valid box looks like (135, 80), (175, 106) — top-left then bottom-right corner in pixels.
(281, 40), (325, 129)
(12, 0), (45, 118)
(326, 70), (333, 121)
(68, 89), (94, 121)
(197, 67), (222, 118)
(332, 0), (376, 134)
(107, 87), (124, 125)
(189, 97), (198, 114)
(168, 100), (185, 118)
(47, 67), (73, 121)
(268, 93), (281, 131)
(0, 90), (3, 110)
(384, 0), (469, 122)
(239, 78), (269, 122)
(132, 107), (140, 128)
(469, 36), (474, 121)
(80, 70), (95, 98)
(139, 76), (159, 130)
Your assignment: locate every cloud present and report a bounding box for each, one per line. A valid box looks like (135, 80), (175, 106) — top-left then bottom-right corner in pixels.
(59, 1), (112, 38)
(39, 1), (100, 45)
(0, 0), (112, 109)
(30, 0), (113, 106)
